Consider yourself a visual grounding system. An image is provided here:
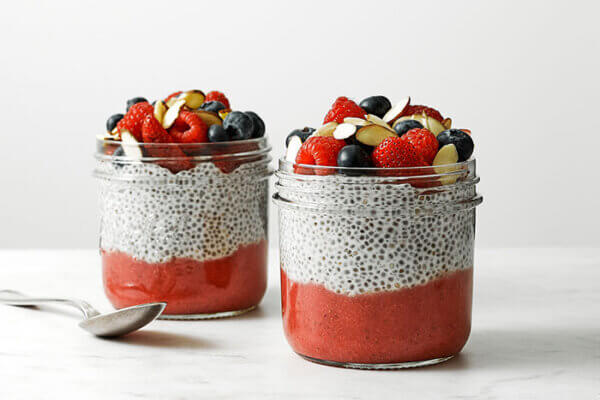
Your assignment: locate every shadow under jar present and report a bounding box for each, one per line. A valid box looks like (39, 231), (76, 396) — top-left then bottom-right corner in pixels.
(273, 159), (482, 369)
(94, 138), (271, 319)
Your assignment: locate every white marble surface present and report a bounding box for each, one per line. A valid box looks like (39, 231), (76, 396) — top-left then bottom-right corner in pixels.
(0, 248), (598, 399)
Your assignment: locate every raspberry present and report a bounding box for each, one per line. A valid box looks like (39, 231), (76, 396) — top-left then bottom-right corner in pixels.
(294, 136), (346, 175)
(141, 114), (171, 143)
(205, 91), (230, 109)
(211, 141), (260, 174)
(141, 114), (194, 173)
(116, 102), (154, 141)
(401, 105), (443, 122)
(402, 128), (439, 165)
(168, 110), (208, 143)
(372, 137), (428, 168)
(164, 91), (182, 103)
(323, 97), (366, 124)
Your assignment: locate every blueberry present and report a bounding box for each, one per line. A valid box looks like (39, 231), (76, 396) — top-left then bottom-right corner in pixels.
(201, 101), (226, 113)
(106, 114), (124, 133)
(126, 97), (148, 111)
(437, 129), (474, 161)
(245, 111), (265, 138)
(285, 127), (315, 147)
(223, 111), (254, 140)
(394, 120), (423, 137)
(207, 124), (230, 142)
(337, 145), (372, 175)
(112, 146), (125, 168)
(359, 96), (391, 118)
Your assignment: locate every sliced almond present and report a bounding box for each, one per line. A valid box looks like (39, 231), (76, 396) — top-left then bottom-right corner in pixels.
(333, 123), (357, 140)
(383, 96), (410, 123)
(193, 110), (222, 127)
(165, 96), (180, 108)
(366, 114), (394, 131)
(355, 124), (398, 146)
(313, 122), (338, 137)
(154, 100), (167, 125)
(285, 135), (303, 162)
(218, 109), (230, 121)
(96, 133), (116, 141)
(178, 90), (205, 109)
(162, 99), (186, 129)
(343, 117), (368, 126)
(120, 130), (143, 159)
(433, 144), (460, 185)
(423, 115), (447, 136)
(442, 117), (452, 129)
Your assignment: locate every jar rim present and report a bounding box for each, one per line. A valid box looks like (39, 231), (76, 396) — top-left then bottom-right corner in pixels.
(96, 137), (271, 162)
(277, 157), (475, 179)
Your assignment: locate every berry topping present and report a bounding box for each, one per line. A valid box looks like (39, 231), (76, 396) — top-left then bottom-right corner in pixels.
(437, 129), (474, 161)
(116, 101), (154, 141)
(359, 96), (391, 119)
(372, 137), (428, 168)
(323, 97), (366, 124)
(207, 124), (230, 142)
(401, 105), (444, 122)
(286, 127), (315, 147)
(295, 136), (346, 168)
(337, 145), (372, 169)
(402, 128), (439, 165)
(393, 119), (423, 137)
(168, 110), (208, 143)
(201, 101), (226, 113)
(245, 111), (266, 138)
(205, 91), (230, 109)
(126, 97), (148, 112)
(223, 111), (254, 140)
(106, 114), (124, 133)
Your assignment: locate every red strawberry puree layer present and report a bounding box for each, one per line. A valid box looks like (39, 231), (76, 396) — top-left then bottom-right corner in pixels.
(281, 267), (473, 364)
(102, 240), (267, 315)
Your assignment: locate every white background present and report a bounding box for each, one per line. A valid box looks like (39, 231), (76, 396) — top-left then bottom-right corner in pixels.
(0, 0), (598, 249)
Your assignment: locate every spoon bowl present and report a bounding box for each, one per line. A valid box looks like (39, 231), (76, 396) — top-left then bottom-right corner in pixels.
(79, 302), (166, 337)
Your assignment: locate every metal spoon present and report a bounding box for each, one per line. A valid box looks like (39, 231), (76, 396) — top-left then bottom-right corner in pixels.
(0, 290), (166, 338)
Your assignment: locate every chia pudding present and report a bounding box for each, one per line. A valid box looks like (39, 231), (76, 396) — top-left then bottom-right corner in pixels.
(95, 90), (271, 319)
(275, 95), (482, 368)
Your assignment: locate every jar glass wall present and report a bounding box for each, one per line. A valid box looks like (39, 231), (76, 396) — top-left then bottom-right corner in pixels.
(273, 159), (482, 368)
(94, 138), (271, 319)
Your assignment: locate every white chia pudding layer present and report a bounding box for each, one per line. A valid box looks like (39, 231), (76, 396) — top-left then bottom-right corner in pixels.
(276, 177), (477, 296)
(97, 160), (269, 263)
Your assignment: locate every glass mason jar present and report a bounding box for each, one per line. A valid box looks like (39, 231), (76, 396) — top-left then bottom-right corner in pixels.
(273, 159), (482, 369)
(94, 138), (271, 319)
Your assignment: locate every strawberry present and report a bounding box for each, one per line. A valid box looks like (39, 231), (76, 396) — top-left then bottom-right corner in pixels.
(294, 136), (346, 175)
(402, 128), (439, 165)
(372, 137), (428, 168)
(141, 115), (194, 173)
(116, 102), (154, 141)
(323, 97), (366, 124)
(205, 91), (230, 109)
(401, 105), (444, 122)
(168, 110), (208, 143)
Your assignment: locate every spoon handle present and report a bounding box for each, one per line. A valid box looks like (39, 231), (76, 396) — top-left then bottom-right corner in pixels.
(0, 290), (101, 319)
